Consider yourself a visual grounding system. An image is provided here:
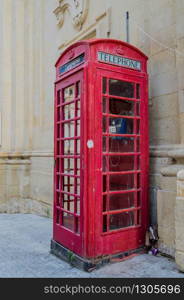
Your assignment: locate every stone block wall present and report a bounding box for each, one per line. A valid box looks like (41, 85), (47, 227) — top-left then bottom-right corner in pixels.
(0, 0), (184, 270)
(176, 169), (184, 272)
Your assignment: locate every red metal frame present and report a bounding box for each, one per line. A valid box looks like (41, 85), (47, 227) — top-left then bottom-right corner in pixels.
(94, 69), (148, 256)
(53, 39), (149, 260)
(54, 71), (84, 255)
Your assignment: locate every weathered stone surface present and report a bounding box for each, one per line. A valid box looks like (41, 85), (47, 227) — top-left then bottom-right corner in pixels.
(157, 190), (176, 257)
(149, 116), (180, 145)
(150, 156), (173, 174)
(0, 198), (52, 218)
(175, 170), (184, 271)
(160, 175), (177, 192)
(175, 251), (184, 273)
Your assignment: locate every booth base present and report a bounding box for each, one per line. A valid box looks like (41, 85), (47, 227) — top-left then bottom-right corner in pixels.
(50, 239), (144, 272)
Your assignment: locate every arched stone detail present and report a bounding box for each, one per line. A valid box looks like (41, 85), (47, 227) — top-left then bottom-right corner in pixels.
(54, 0), (89, 30)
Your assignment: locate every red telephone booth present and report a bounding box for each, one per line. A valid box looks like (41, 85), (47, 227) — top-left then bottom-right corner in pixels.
(51, 39), (149, 271)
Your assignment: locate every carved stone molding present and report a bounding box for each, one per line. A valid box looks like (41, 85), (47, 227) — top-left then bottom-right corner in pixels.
(54, 0), (89, 30)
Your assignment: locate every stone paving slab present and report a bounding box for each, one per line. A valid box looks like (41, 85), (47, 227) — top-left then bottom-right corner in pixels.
(0, 213), (184, 278)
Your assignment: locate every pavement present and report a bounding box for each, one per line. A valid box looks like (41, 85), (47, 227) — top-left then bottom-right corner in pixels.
(0, 213), (184, 278)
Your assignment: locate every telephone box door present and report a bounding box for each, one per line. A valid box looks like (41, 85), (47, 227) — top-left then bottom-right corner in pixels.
(94, 69), (148, 256)
(54, 71), (83, 256)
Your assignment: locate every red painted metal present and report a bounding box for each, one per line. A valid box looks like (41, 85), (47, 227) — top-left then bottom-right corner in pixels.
(53, 39), (149, 260)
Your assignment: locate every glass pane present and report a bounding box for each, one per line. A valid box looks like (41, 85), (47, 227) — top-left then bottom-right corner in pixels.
(57, 90), (61, 105)
(135, 155), (140, 170)
(109, 118), (134, 135)
(62, 194), (75, 212)
(103, 137), (106, 152)
(109, 137), (134, 152)
(77, 198), (80, 214)
(137, 103), (140, 116)
(77, 120), (80, 136)
(136, 84), (140, 99)
(63, 176), (74, 194)
(64, 85), (75, 103)
(109, 155), (134, 172)
(56, 158), (60, 173)
(76, 159), (80, 175)
(136, 138), (140, 152)
(103, 97), (107, 113)
(103, 215), (107, 232)
(57, 106), (62, 121)
(63, 103), (75, 120)
(62, 212), (74, 231)
(109, 193), (134, 211)
(63, 121), (75, 138)
(57, 124), (61, 138)
(59, 80), (81, 222)
(56, 158), (62, 172)
(56, 175), (62, 189)
(76, 100), (80, 117)
(110, 211), (134, 230)
(109, 98), (134, 116)
(76, 139), (80, 154)
(77, 178), (80, 195)
(103, 117), (107, 132)
(103, 77), (107, 94)
(56, 192), (62, 206)
(76, 81), (80, 97)
(137, 191), (141, 207)
(137, 173), (141, 188)
(63, 139), (74, 155)
(103, 195), (107, 211)
(63, 158), (74, 174)
(103, 175), (107, 192)
(56, 141), (61, 155)
(137, 119), (140, 134)
(109, 174), (134, 190)
(109, 79), (134, 98)
(103, 156), (107, 172)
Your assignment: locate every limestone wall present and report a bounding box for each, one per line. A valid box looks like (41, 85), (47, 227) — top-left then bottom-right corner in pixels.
(0, 0), (184, 261)
(176, 169), (184, 272)
(0, 0), (58, 216)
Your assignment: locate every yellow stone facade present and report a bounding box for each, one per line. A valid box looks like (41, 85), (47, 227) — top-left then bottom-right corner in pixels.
(0, 0), (184, 270)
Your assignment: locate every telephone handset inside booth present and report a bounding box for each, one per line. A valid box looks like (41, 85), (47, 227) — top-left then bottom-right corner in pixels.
(109, 118), (127, 136)
(108, 79), (134, 140)
(109, 97), (134, 149)
(108, 102), (134, 172)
